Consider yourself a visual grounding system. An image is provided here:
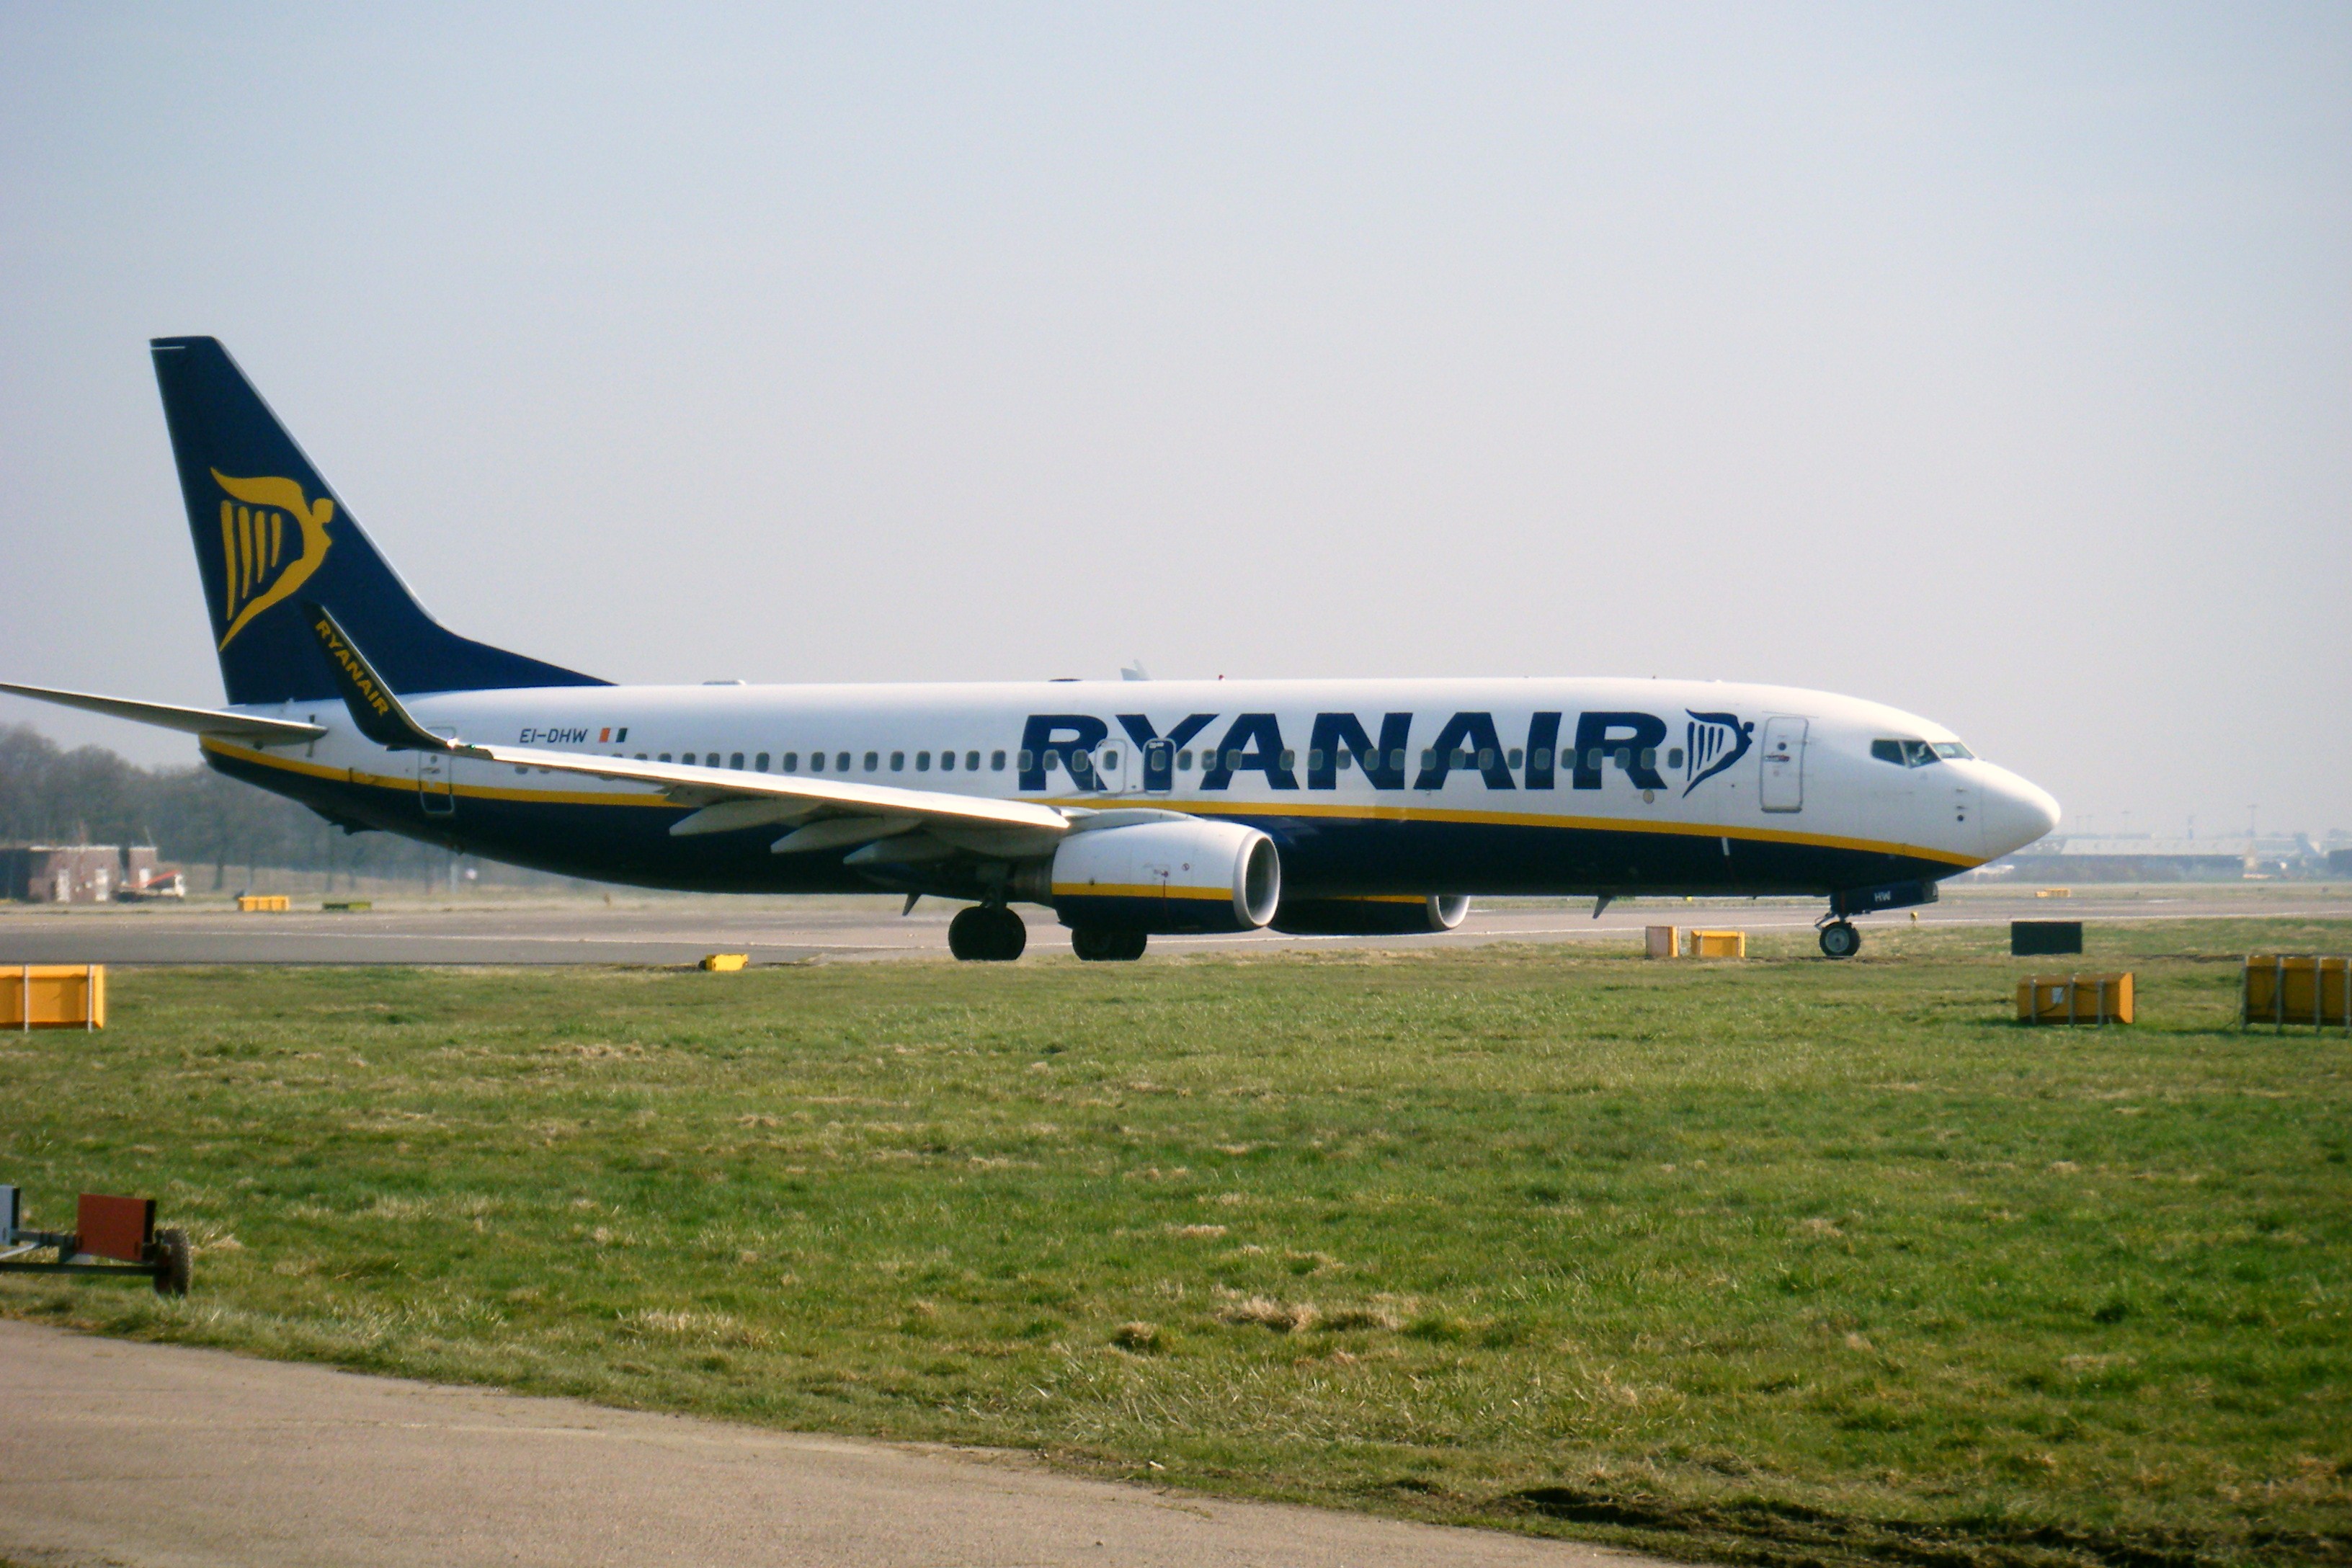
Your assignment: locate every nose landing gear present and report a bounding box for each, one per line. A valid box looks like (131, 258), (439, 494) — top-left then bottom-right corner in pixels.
(948, 904), (1028, 962)
(1817, 919), (1861, 959)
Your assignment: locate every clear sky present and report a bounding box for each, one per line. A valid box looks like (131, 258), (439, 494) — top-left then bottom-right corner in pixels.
(3, 4), (2346, 840)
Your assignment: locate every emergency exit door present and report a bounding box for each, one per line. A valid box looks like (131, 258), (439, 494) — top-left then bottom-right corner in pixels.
(1759, 716), (1807, 813)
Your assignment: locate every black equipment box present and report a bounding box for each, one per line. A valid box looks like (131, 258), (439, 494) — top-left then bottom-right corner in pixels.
(2012, 920), (2084, 956)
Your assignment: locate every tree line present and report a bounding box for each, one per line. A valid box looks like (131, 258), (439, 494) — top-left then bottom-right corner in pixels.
(0, 724), (550, 889)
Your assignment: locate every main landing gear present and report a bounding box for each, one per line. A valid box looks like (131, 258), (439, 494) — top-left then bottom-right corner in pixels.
(948, 904), (1028, 962)
(1069, 927), (1148, 962)
(1817, 920), (1861, 960)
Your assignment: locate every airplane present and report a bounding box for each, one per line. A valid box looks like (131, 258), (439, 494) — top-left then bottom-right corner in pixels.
(3, 337), (2058, 961)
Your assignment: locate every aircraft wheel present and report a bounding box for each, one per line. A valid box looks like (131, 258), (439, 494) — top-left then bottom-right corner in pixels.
(1818, 920), (1861, 960)
(951, 906), (1026, 962)
(1110, 931), (1148, 961)
(1072, 927), (1146, 961)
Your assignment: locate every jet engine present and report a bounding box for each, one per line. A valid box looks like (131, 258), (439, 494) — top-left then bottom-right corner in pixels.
(1269, 894), (1470, 936)
(1030, 817), (1280, 934)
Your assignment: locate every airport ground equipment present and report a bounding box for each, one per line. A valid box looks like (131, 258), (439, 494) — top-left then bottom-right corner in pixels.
(699, 953), (749, 971)
(2016, 973), (2134, 1026)
(0, 1187), (191, 1295)
(2, 964), (104, 1029)
(322, 899), (373, 912)
(1686, 929), (1747, 958)
(2012, 920), (2084, 956)
(2242, 956), (2349, 1033)
(236, 894), (290, 912)
(1645, 925), (1680, 959)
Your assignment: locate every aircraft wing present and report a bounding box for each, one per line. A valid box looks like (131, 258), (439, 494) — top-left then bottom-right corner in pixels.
(0, 680), (327, 745)
(471, 740), (1074, 848)
(303, 602), (1072, 851)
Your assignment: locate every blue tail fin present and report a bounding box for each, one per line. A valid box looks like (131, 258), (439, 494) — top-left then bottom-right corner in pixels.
(151, 337), (606, 705)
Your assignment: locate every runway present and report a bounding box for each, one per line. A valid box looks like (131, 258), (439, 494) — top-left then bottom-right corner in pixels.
(0, 884), (2342, 966)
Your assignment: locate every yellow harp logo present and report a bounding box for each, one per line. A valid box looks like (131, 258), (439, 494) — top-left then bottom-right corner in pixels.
(212, 470), (334, 650)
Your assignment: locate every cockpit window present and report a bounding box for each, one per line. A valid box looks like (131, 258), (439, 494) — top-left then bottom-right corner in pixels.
(1873, 738), (1969, 767)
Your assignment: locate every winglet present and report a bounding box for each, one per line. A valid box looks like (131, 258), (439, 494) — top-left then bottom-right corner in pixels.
(306, 603), (455, 752)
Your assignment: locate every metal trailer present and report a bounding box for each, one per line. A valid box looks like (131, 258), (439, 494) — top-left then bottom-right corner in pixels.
(0, 1185), (191, 1295)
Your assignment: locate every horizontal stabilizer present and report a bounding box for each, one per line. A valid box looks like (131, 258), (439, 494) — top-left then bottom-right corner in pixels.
(0, 681), (325, 746)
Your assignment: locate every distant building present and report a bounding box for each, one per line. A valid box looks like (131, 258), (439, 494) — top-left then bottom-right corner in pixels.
(2332, 847), (2352, 876)
(1997, 835), (2323, 883)
(0, 845), (178, 903)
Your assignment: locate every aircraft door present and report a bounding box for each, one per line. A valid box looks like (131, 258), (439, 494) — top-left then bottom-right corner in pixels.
(416, 729), (457, 816)
(1090, 739), (1134, 796)
(1759, 716), (1807, 813)
(1139, 739), (1174, 796)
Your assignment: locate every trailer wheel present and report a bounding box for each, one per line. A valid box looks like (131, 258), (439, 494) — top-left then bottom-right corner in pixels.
(153, 1228), (192, 1296)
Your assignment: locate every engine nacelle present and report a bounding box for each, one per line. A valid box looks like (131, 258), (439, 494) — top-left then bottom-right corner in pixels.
(1040, 818), (1280, 934)
(1269, 894), (1469, 936)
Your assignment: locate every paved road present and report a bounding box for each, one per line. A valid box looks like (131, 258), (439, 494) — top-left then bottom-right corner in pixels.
(0, 886), (2343, 966)
(0, 1319), (1662, 1568)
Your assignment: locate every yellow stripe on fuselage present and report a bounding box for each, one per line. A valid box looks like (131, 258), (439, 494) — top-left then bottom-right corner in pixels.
(200, 740), (1974, 867)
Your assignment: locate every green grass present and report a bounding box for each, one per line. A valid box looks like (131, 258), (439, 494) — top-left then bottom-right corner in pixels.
(3, 917), (2348, 1566)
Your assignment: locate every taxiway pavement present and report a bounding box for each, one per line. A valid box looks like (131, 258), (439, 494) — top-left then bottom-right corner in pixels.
(0, 1319), (1668, 1568)
(0, 885), (2341, 966)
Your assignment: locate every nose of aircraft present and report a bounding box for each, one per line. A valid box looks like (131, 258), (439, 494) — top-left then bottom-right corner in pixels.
(1979, 767), (2061, 858)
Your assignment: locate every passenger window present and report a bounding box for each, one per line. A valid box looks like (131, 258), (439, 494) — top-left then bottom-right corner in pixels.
(891, 752), (905, 771)
(1308, 749), (1326, 772)
(992, 750), (1007, 771)
(1586, 748), (1603, 770)
(782, 753), (798, 772)
(1045, 751), (1062, 772)
(659, 752), (673, 763)
(730, 752), (745, 770)
(1016, 750), (1033, 772)
(1533, 747), (1552, 770)
(915, 752), (930, 771)
(1334, 749), (1351, 771)
(837, 752), (851, 771)
(1507, 748), (1523, 770)
(1639, 747), (1656, 770)
(1478, 748), (1495, 770)
(1278, 749), (1294, 770)
(1390, 749), (1406, 772)
(1227, 750), (1244, 770)
(1177, 750), (1192, 770)
(1871, 739), (1905, 765)
(755, 752), (768, 772)
(938, 750), (953, 772)
(863, 752), (878, 772)
(1613, 747), (1632, 770)
(634, 752), (648, 760)
(967, 751), (981, 771)
(1102, 750), (1119, 770)
(1421, 749), (1438, 771)
(1666, 747), (1682, 769)
(810, 753), (824, 772)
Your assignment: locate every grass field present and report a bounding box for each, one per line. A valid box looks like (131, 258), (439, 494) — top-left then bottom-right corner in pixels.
(1, 918), (2347, 1566)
